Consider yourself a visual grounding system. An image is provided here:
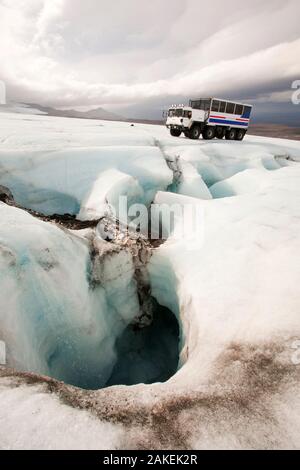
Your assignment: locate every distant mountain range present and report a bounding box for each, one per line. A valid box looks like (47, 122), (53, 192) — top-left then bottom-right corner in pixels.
(0, 101), (124, 121)
(0, 101), (165, 125)
(25, 103), (125, 121)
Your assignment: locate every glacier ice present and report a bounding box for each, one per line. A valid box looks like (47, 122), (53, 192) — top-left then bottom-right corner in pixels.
(0, 203), (129, 389)
(1, 111), (300, 449)
(0, 123), (172, 217)
(0, 202), (180, 389)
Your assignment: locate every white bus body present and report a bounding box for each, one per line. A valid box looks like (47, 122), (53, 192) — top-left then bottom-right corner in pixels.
(166, 98), (252, 141)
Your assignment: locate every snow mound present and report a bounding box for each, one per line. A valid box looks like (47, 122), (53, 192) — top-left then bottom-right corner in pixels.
(210, 168), (270, 197)
(210, 165), (300, 198)
(77, 168), (144, 221)
(150, 165), (300, 380)
(178, 160), (212, 199)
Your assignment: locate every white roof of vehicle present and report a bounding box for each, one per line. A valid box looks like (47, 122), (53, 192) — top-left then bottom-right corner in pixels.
(192, 97), (253, 107)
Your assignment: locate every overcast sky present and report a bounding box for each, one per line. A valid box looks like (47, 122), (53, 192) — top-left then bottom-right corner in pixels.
(0, 0), (300, 121)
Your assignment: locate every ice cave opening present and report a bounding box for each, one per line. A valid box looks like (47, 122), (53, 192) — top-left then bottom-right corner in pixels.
(47, 298), (180, 391)
(107, 299), (180, 388)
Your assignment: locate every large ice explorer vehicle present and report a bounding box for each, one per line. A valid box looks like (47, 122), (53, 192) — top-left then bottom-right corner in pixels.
(166, 98), (252, 140)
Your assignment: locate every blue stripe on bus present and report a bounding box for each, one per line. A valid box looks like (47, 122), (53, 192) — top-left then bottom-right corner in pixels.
(208, 118), (249, 127)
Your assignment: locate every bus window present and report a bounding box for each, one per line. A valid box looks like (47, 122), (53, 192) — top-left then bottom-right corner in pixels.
(243, 106), (252, 118)
(235, 104), (243, 115)
(190, 99), (211, 110)
(219, 101), (226, 113)
(211, 100), (220, 112)
(190, 100), (200, 109)
(226, 102), (235, 114)
(202, 99), (211, 111)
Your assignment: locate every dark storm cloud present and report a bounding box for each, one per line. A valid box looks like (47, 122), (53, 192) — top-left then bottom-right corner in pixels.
(0, 0), (299, 119)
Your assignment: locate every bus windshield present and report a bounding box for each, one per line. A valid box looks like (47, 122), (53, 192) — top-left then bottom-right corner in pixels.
(168, 108), (183, 117)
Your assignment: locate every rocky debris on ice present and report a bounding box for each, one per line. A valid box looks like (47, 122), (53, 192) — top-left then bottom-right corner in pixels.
(90, 216), (154, 328)
(0, 185), (14, 204)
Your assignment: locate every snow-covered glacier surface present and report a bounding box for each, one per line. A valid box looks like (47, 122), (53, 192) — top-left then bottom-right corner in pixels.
(0, 111), (300, 449)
